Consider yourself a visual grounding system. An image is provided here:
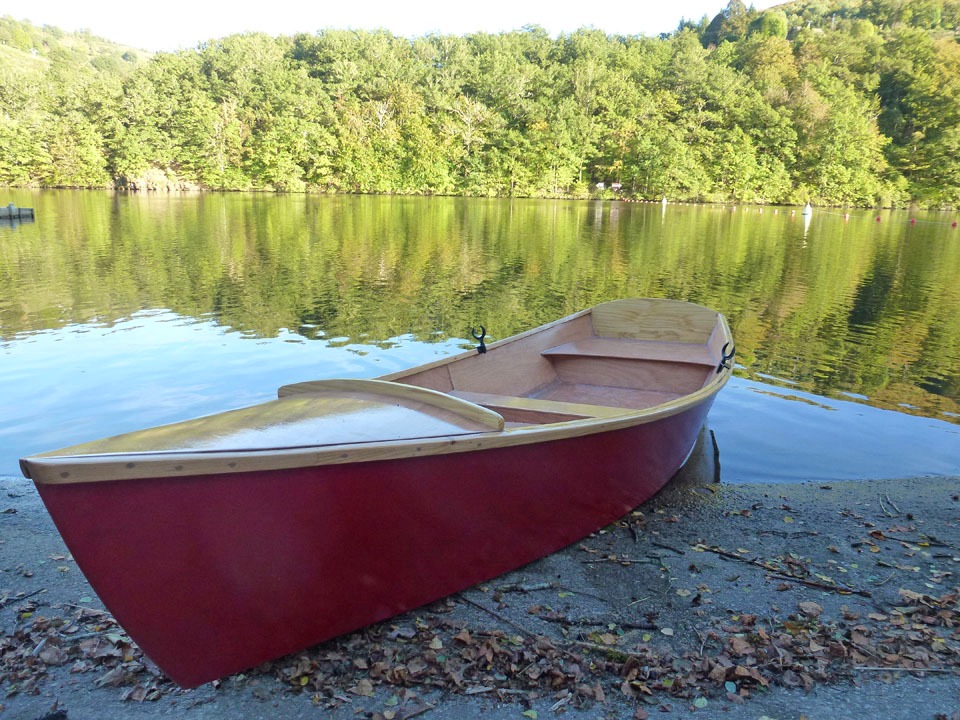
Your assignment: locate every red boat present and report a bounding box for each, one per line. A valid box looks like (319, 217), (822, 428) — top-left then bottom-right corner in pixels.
(20, 298), (734, 688)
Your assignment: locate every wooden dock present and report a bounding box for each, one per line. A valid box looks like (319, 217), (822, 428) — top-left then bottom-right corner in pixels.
(0, 203), (35, 220)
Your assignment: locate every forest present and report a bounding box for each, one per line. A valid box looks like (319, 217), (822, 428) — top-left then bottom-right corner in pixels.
(1, 0), (959, 207)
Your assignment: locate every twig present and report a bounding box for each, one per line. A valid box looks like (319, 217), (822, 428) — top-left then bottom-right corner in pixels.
(399, 702), (437, 720)
(0, 588), (46, 610)
(571, 640), (633, 659)
(455, 594), (539, 641)
(693, 628), (707, 657)
(556, 585), (615, 604)
(60, 630), (112, 641)
(874, 570), (898, 587)
(697, 545), (871, 597)
(878, 534), (954, 549)
(649, 541), (685, 555)
(62, 603), (111, 614)
(536, 615), (656, 630)
(759, 530), (820, 538)
(852, 666), (959, 674)
(884, 494), (901, 515)
(456, 594), (589, 664)
(580, 557), (654, 566)
(496, 581), (553, 594)
(697, 545), (787, 575)
(879, 496), (896, 518)
(766, 571), (871, 598)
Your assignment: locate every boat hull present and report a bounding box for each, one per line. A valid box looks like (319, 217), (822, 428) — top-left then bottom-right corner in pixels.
(34, 399), (711, 688)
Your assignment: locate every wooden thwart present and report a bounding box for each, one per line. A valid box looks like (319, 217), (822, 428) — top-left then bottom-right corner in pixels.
(448, 389), (630, 421)
(542, 337), (715, 366)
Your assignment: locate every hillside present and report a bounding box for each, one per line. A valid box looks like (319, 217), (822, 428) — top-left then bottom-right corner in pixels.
(0, 16), (148, 75)
(0, 2), (958, 206)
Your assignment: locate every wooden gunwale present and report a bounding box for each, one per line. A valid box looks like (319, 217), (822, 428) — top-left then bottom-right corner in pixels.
(22, 303), (734, 486)
(274, 378), (505, 430)
(23, 373), (731, 485)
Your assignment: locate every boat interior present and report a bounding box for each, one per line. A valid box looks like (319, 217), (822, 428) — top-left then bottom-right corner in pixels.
(381, 299), (730, 427)
(22, 299), (733, 484)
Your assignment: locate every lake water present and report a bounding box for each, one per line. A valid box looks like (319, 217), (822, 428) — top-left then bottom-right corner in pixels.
(2, 190), (959, 483)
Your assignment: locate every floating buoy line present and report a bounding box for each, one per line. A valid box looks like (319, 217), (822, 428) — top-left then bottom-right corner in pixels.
(808, 207), (959, 228)
(625, 200), (958, 227)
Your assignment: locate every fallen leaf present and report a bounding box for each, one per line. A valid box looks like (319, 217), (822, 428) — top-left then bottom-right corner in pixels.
(388, 626), (416, 640)
(38, 645), (68, 666)
(95, 667), (128, 688)
(351, 679), (375, 696)
(798, 601), (823, 618)
(453, 629), (474, 645)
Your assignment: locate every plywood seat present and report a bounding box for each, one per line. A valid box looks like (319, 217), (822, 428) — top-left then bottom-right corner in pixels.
(448, 390), (630, 424)
(542, 337), (715, 366)
(536, 383), (683, 410)
(541, 337), (717, 395)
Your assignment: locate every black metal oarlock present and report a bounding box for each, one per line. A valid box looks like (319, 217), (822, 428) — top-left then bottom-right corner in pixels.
(472, 326), (487, 354)
(717, 342), (735, 373)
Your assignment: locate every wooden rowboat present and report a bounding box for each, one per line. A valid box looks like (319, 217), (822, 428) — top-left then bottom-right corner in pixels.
(20, 298), (734, 688)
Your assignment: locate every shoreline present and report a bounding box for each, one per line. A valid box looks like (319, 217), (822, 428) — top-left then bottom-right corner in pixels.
(2, 472), (958, 719)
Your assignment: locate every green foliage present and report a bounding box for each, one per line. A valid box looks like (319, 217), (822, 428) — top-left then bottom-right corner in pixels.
(1, 4), (959, 206)
(748, 10), (789, 38)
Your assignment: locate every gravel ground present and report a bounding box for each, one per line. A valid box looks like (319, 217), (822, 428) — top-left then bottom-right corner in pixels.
(2, 461), (958, 720)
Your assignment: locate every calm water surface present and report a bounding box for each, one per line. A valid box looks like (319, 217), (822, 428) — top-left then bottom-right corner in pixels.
(2, 190), (959, 482)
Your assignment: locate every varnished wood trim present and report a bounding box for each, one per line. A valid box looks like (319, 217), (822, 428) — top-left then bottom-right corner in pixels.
(24, 368), (731, 486)
(276, 378), (505, 431)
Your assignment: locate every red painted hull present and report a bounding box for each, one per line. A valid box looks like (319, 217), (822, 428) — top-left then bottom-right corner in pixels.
(35, 400), (711, 688)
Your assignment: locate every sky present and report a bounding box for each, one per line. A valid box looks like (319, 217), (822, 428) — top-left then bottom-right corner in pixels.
(7, 0), (781, 52)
